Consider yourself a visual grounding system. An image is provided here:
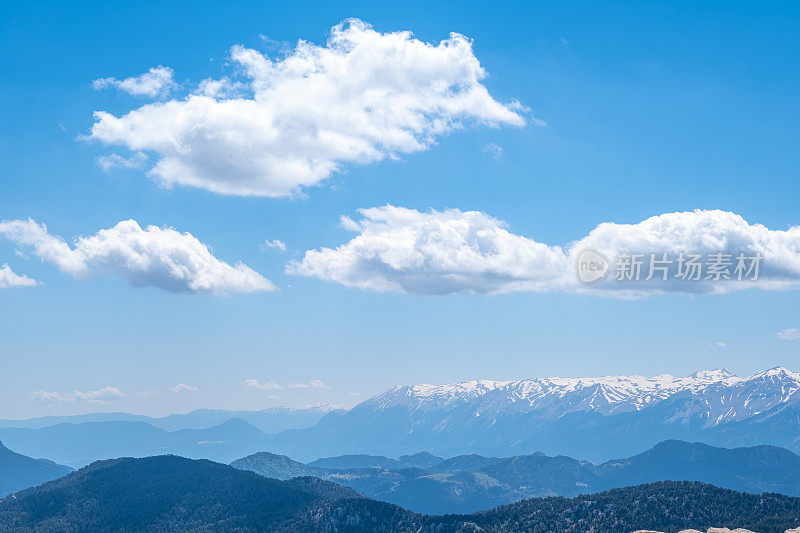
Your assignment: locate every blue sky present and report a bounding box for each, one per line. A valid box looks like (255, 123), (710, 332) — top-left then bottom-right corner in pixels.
(1, 0), (799, 418)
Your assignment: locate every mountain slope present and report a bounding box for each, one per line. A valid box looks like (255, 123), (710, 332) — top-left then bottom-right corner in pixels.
(594, 440), (800, 494)
(230, 452), (324, 480)
(233, 441), (800, 514)
(0, 442), (72, 497)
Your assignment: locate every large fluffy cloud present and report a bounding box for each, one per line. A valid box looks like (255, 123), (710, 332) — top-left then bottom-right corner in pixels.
(0, 264), (38, 288)
(288, 206), (800, 296)
(87, 19), (526, 197)
(289, 205), (567, 294)
(0, 219), (274, 294)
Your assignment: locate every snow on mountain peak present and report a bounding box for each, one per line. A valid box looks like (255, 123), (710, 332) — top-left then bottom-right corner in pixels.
(369, 368), (800, 424)
(755, 366), (800, 379)
(691, 368), (738, 380)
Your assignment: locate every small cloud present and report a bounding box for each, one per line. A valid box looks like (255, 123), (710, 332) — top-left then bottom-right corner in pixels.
(697, 341), (727, 348)
(72, 386), (125, 404)
(264, 239), (287, 252)
(242, 378), (282, 391)
(257, 34), (293, 55)
(93, 66), (176, 97)
(0, 264), (38, 288)
(30, 391), (65, 403)
(777, 328), (800, 341)
(244, 378), (329, 391)
(97, 152), (148, 171)
(169, 383), (198, 393)
(33, 386), (125, 405)
(349, 391), (360, 396)
(287, 379), (329, 389)
(483, 142), (503, 161)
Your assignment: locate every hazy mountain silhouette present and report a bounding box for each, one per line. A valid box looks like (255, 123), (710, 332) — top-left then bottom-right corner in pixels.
(0, 441), (72, 497)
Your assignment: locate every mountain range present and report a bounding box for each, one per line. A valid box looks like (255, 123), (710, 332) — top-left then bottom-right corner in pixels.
(2, 455), (799, 532)
(231, 440), (800, 514)
(3, 367), (800, 466)
(259, 366), (800, 461)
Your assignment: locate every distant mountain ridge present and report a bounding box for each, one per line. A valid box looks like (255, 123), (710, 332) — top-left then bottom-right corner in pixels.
(0, 441), (71, 496)
(5, 367), (800, 466)
(0, 406), (339, 468)
(308, 451), (445, 470)
(232, 440), (800, 514)
(258, 366), (800, 460)
(376, 368), (745, 416)
(368, 366), (799, 425)
(0, 405), (338, 433)
(0, 419), (272, 468)
(2, 456), (800, 532)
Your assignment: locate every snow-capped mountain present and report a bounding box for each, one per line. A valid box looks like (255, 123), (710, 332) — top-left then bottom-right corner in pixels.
(367, 367), (800, 425)
(264, 367), (800, 462)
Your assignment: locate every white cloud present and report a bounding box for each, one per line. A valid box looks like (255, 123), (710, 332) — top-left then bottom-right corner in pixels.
(242, 379), (282, 391)
(0, 264), (38, 288)
(97, 152), (148, 171)
(483, 142), (503, 160)
(169, 383), (198, 393)
(777, 328), (800, 341)
(0, 218), (274, 294)
(243, 378), (328, 390)
(93, 66), (176, 97)
(287, 379), (329, 389)
(32, 386), (125, 405)
(87, 19), (526, 197)
(264, 239), (286, 252)
(72, 386), (125, 403)
(30, 391), (65, 403)
(698, 341), (727, 348)
(289, 205), (567, 295)
(289, 206), (800, 297)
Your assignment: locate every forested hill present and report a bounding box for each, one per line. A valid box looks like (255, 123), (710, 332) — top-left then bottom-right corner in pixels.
(2, 456), (800, 532)
(461, 481), (800, 533)
(0, 455), (418, 532)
